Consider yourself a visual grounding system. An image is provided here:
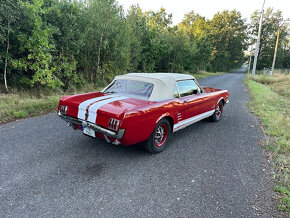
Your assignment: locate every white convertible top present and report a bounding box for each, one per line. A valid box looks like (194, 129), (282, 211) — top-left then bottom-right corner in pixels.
(111, 73), (195, 101)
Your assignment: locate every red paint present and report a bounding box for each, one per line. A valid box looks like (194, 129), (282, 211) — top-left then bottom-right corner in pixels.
(58, 92), (108, 118)
(58, 87), (229, 146)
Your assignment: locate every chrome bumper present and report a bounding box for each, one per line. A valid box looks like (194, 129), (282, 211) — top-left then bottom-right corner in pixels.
(226, 99), (229, 104)
(57, 111), (125, 139)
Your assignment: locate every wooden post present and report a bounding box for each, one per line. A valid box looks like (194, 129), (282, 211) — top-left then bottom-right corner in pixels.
(270, 18), (290, 76)
(270, 26), (280, 76)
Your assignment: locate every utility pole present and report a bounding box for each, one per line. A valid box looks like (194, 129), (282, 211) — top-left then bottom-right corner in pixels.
(270, 25), (280, 76)
(270, 18), (290, 76)
(252, 0), (266, 79)
(248, 45), (253, 74)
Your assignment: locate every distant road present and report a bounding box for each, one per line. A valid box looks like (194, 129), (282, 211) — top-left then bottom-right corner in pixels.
(0, 69), (279, 217)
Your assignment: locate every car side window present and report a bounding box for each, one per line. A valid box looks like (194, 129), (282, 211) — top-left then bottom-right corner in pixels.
(194, 79), (204, 93)
(176, 80), (200, 97)
(173, 86), (179, 98)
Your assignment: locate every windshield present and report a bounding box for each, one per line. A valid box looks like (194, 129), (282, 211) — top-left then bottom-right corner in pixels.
(103, 79), (154, 99)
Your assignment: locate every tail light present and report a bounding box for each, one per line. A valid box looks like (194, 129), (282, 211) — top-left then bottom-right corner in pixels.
(108, 118), (120, 131)
(60, 105), (68, 115)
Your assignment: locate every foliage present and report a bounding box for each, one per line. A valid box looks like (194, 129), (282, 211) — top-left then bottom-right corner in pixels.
(13, 0), (61, 89)
(249, 8), (290, 70)
(81, 0), (130, 83)
(178, 11), (212, 71)
(43, 0), (84, 89)
(0, 0), (248, 92)
(126, 5), (146, 71)
(179, 10), (247, 72)
(209, 10), (248, 71)
(0, 0), (22, 92)
(0, 0), (21, 53)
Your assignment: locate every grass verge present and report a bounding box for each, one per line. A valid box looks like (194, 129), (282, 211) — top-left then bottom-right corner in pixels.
(0, 84), (99, 124)
(193, 71), (224, 79)
(245, 74), (289, 213)
(0, 71), (224, 124)
(0, 93), (65, 123)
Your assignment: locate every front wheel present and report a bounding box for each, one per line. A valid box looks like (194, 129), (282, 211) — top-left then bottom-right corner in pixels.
(210, 101), (223, 122)
(143, 119), (171, 153)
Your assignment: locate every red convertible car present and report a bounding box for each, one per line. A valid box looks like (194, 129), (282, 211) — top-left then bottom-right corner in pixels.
(58, 73), (229, 153)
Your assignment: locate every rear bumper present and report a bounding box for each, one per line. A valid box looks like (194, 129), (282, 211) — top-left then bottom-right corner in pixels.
(57, 111), (125, 139)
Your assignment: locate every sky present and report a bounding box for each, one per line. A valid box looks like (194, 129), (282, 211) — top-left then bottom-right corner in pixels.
(117, 0), (290, 24)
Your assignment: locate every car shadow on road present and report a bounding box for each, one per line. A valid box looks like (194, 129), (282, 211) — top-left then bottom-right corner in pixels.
(59, 117), (220, 182)
(77, 133), (147, 156)
(77, 118), (213, 158)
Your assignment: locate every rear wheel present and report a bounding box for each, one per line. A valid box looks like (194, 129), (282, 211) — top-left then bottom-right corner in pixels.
(143, 119), (171, 153)
(210, 101), (223, 122)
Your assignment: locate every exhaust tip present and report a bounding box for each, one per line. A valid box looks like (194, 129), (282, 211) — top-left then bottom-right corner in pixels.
(112, 140), (121, 145)
(67, 122), (77, 130)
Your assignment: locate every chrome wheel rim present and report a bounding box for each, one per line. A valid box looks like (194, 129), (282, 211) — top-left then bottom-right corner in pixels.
(154, 124), (168, 147)
(216, 104), (222, 118)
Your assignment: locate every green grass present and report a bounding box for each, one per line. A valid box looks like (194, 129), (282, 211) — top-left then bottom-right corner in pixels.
(0, 93), (63, 123)
(0, 82), (101, 123)
(245, 76), (290, 213)
(253, 73), (290, 98)
(192, 71), (224, 79)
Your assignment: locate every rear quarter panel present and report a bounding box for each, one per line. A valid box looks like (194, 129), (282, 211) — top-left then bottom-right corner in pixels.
(119, 99), (178, 145)
(206, 88), (229, 109)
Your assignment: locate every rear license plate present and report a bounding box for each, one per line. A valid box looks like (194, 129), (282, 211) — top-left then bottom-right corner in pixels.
(82, 126), (96, 138)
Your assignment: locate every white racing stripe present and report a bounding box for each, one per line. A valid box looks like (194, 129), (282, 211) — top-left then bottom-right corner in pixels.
(87, 96), (128, 123)
(77, 94), (118, 120)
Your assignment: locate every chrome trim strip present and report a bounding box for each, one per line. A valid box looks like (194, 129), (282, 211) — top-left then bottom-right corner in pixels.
(58, 111), (125, 139)
(104, 134), (111, 143)
(173, 110), (215, 132)
(217, 97), (224, 106)
(175, 83), (181, 98)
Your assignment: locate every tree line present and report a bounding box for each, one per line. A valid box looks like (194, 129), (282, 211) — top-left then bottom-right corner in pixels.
(249, 8), (289, 71)
(0, 0), (288, 93)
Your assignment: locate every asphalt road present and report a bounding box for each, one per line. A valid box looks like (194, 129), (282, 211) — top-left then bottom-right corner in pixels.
(0, 70), (279, 217)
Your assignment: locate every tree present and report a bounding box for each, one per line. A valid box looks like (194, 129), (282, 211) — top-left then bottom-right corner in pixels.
(145, 7), (172, 31)
(126, 5), (146, 72)
(178, 11), (212, 71)
(0, 1), (251, 93)
(14, 0), (61, 89)
(43, 0), (84, 90)
(81, 0), (130, 83)
(250, 8), (289, 70)
(0, 0), (21, 92)
(142, 8), (173, 72)
(209, 10), (247, 72)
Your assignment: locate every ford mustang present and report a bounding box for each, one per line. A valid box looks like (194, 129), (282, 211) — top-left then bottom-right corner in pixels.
(58, 73), (229, 153)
